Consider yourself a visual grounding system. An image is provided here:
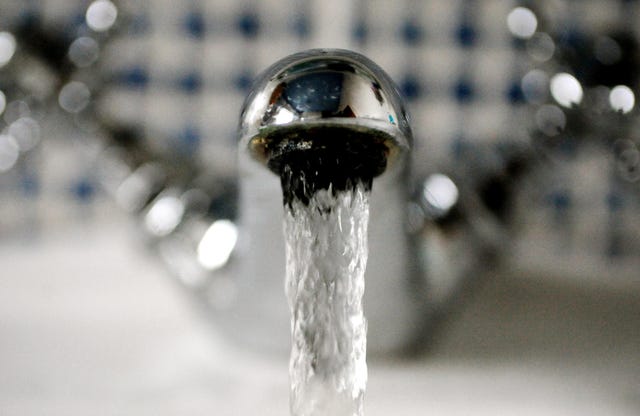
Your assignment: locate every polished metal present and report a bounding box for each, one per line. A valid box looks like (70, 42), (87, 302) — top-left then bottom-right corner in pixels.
(230, 49), (429, 355)
(239, 49), (411, 175)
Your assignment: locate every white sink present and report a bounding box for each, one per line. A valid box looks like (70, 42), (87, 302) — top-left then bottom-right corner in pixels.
(0, 215), (638, 415)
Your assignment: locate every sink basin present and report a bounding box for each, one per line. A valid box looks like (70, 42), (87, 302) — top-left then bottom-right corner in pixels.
(0, 211), (638, 415)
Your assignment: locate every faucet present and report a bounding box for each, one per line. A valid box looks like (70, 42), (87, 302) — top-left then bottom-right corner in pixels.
(227, 49), (429, 355)
(93, 49), (496, 357)
(0, 0), (496, 354)
(2, 14), (497, 355)
(0, 1), (538, 363)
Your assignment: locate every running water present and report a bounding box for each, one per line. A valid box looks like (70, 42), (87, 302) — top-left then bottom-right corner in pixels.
(283, 182), (370, 416)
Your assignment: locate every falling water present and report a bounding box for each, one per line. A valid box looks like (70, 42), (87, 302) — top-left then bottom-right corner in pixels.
(283, 181), (370, 416)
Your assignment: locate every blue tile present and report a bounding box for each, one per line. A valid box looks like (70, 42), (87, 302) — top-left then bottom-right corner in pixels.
(237, 12), (260, 38)
(184, 11), (205, 38)
(400, 20), (424, 45)
(548, 191), (571, 211)
(606, 192), (624, 212)
(117, 67), (149, 89)
(450, 135), (470, 159)
(178, 126), (201, 153)
(352, 21), (368, 44)
(129, 13), (151, 34)
(399, 74), (423, 101)
(510, 37), (527, 50)
(20, 175), (39, 197)
(506, 81), (525, 103)
(558, 28), (587, 51)
(455, 23), (476, 47)
(292, 16), (310, 39)
(453, 79), (475, 103)
(234, 71), (254, 92)
(178, 72), (202, 93)
(72, 178), (96, 202)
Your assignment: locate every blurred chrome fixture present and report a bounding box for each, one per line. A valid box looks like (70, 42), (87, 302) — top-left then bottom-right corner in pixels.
(82, 49), (499, 356)
(0, 31), (17, 68)
(0, 28), (49, 175)
(3, 3), (506, 356)
(503, 2), (640, 282)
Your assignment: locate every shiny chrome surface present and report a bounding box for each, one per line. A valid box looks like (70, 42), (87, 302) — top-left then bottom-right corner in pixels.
(230, 49), (429, 355)
(2, 2), (640, 413)
(239, 49), (411, 174)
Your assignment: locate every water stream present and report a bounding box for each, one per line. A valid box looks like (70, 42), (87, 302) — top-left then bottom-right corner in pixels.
(283, 181), (371, 416)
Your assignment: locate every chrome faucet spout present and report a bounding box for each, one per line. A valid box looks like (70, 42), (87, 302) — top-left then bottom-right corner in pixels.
(229, 49), (428, 355)
(239, 49), (412, 206)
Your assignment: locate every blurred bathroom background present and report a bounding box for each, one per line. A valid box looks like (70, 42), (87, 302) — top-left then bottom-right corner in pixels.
(0, 0), (639, 415)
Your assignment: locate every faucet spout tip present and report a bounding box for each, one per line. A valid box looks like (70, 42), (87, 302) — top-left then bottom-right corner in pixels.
(238, 49), (412, 205)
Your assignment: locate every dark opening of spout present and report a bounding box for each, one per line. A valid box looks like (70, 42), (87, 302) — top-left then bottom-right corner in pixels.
(254, 125), (391, 207)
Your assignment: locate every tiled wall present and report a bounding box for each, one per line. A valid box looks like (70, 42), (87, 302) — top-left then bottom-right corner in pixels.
(1, 0), (639, 281)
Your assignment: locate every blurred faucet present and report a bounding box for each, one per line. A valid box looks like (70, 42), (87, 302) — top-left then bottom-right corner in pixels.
(91, 48), (500, 356)
(1, 4), (500, 356)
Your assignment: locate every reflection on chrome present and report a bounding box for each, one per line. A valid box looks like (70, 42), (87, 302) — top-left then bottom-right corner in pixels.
(238, 49), (411, 171)
(609, 85), (635, 114)
(272, 107), (297, 125)
(405, 201), (426, 234)
(507, 7), (537, 39)
(521, 69), (549, 104)
(527, 32), (555, 62)
(0, 91), (6, 116)
(614, 140), (640, 182)
(197, 220), (238, 271)
(0, 134), (19, 172)
(0, 32), (16, 67)
(115, 164), (165, 213)
(535, 105), (566, 137)
(68, 37), (100, 68)
(58, 81), (91, 113)
(8, 117), (40, 152)
(422, 173), (459, 215)
(550, 72), (583, 108)
(3, 100), (30, 123)
(86, 0), (118, 32)
(594, 36), (623, 65)
(145, 194), (185, 237)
